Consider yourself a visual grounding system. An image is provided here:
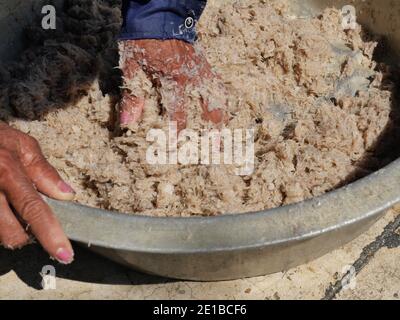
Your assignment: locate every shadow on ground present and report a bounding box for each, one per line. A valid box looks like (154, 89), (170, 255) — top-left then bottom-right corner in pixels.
(0, 243), (173, 290)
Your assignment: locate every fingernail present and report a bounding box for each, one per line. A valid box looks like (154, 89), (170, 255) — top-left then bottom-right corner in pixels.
(58, 181), (76, 194)
(56, 248), (74, 264)
(120, 111), (133, 125)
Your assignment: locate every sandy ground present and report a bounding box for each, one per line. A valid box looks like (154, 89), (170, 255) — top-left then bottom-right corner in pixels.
(0, 207), (398, 300)
(0, 0), (399, 300)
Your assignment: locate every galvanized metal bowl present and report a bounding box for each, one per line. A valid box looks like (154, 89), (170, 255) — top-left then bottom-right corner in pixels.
(1, 0), (400, 280)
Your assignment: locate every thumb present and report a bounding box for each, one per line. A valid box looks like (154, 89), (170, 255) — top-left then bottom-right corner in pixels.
(21, 138), (75, 201)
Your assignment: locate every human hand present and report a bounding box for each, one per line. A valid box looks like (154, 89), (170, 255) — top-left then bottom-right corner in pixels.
(0, 122), (75, 264)
(118, 39), (227, 132)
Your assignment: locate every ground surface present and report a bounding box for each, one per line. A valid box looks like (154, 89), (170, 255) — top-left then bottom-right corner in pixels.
(0, 208), (398, 300)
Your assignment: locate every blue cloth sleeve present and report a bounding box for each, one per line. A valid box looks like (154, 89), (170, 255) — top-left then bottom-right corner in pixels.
(120, 0), (207, 43)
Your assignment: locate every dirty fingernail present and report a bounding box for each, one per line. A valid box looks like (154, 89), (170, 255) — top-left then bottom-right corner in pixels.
(56, 248), (74, 264)
(58, 181), (76, 194)
(120, 112), (133, 125)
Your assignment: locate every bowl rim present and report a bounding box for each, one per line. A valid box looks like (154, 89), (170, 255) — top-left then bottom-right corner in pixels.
(47, 158), (400, 254)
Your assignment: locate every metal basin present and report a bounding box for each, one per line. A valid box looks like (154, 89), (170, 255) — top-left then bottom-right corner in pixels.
(1, 0), (400, 281)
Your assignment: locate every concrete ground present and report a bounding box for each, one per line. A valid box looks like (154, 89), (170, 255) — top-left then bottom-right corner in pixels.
(0, 208), (398, 300)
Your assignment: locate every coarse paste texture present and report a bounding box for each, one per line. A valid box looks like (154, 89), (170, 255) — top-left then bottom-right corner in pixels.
(1, 0), (399, 216)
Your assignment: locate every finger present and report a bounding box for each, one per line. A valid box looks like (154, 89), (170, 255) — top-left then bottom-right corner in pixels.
(20, 137), (75, 201)
(0, 193), (30, 250)
(119, 91), (145, 126)
(0, 151), (74, 263)
(119, 46), (146, 127)
(186, 56), (227, 126)
(200, 98), (226, 125)
(171, 109), (187, 133)
(160, 84), (187, 132)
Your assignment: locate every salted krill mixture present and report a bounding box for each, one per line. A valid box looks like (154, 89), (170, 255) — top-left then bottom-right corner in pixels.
(0, 0), (399, 216)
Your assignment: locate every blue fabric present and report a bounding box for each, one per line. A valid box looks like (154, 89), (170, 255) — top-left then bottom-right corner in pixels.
(120, 0), (207, 43)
